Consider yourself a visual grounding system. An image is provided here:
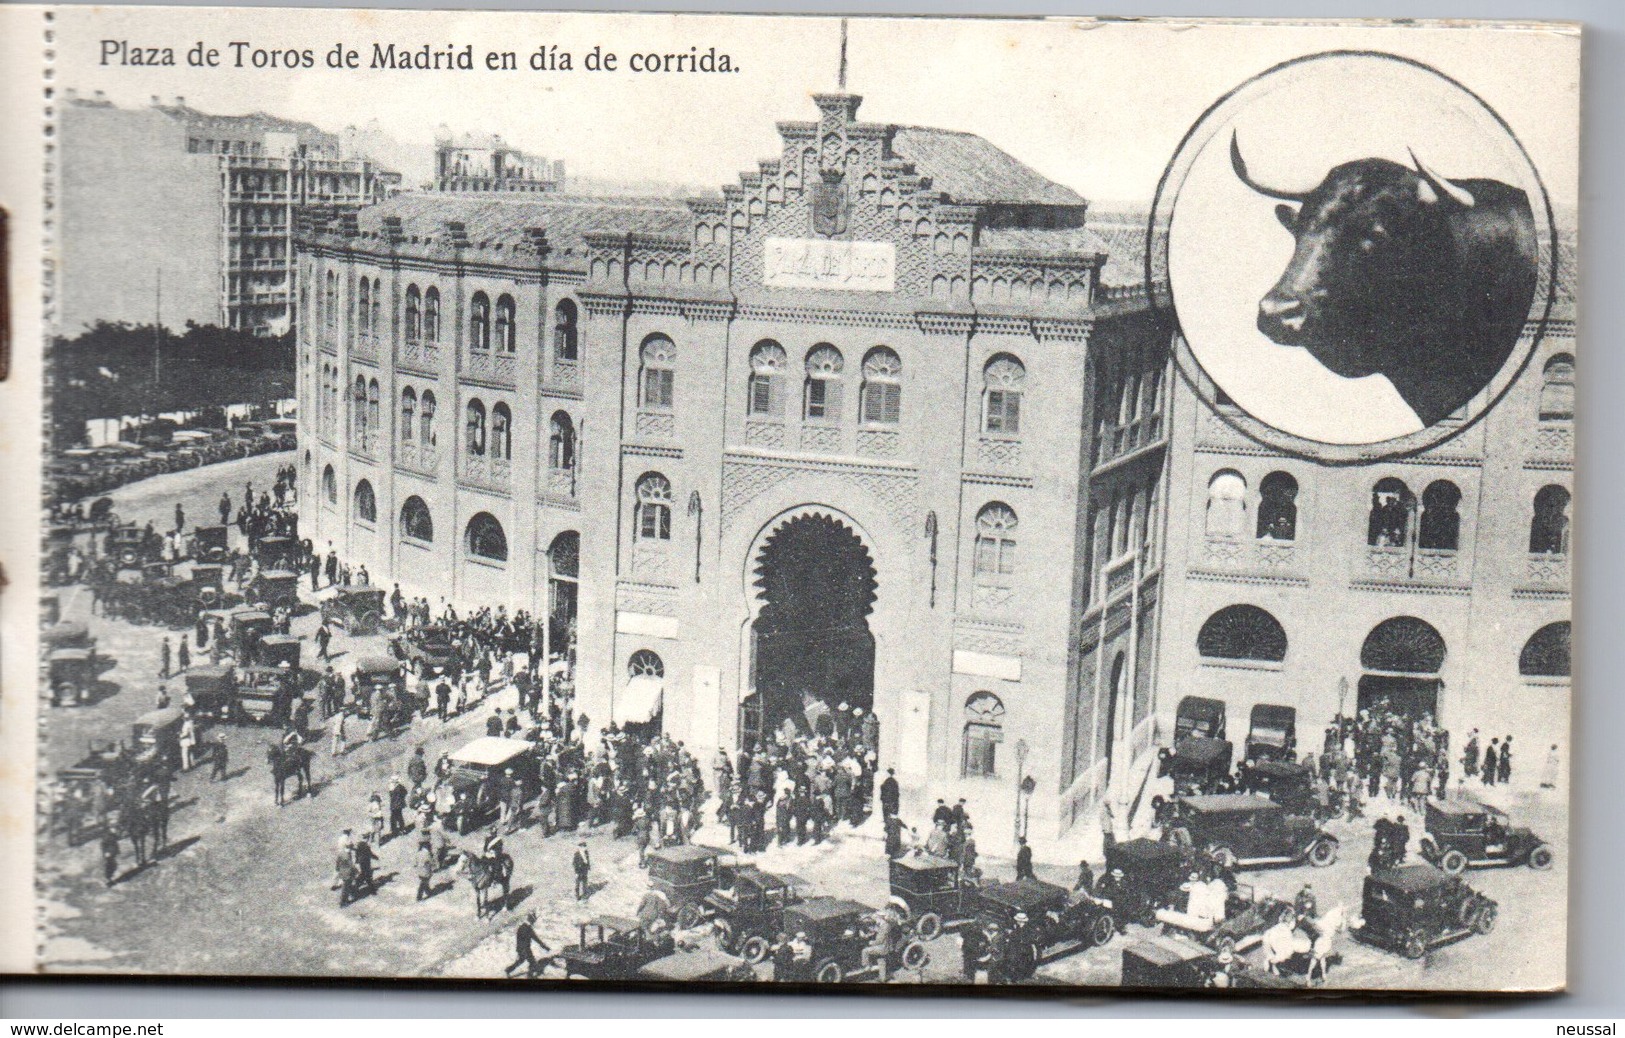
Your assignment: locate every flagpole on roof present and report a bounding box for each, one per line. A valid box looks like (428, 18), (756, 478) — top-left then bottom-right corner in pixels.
(838, 18), (848, 91)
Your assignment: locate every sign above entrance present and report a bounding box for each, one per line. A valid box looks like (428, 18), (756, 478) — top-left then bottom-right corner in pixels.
(764, 237), (896, 293)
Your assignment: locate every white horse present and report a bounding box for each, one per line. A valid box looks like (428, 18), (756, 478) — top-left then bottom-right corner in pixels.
(1307, 904), (1351, 985)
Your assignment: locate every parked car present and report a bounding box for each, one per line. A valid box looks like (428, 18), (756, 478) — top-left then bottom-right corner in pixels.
(1157, 736), (1234, 797)
(646, 845), (738, 929)
(1175, 695), (1227, 742)
(233, 665), (296, 725)
(230, 609), (275, 664)
(396, 624), (458, 676)
(1121, 932), (1220, 988)
(443, 736), (537, 834)
(774, 897), (926, 983)
(707, 866), (813, 964)
(190, 525), (229, 562)
(1241, 758), (1329, 820)
(1245, 703), (1297, 762)
(1354, 863), (1498, 959)
(1102, 838), (1193, 926)
(960, 877), (1117, 982)
(247, 569), (300, 610)
(1157, 880), (1297, 957)
(48, 648), (96, 707)
(130, 707), (186, 774)
(1418, 799), (1556, 874)
(1162, 794), (1338, 870)
(321, 586), (388, 636)
(184, 664), (238, 719)
(254, 535), (300, 571)
(636, 949), (757, 984)
(887, 853), (979, 940)
(551, 916), (675, 980)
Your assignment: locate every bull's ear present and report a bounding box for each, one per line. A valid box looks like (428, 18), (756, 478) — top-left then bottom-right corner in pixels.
(1275, 204), (1297, 231)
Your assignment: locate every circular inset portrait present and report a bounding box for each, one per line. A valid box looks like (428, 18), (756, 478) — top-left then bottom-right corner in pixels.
(1152, 51), (1556, 461)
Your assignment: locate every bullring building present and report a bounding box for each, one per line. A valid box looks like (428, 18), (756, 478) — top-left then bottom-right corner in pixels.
(295, 93), (1174, 845)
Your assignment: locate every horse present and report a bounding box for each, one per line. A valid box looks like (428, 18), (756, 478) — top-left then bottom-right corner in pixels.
(1306, 904), (1351, 986)
(266, 742), (313, 806)
(457, 849), (514, 919)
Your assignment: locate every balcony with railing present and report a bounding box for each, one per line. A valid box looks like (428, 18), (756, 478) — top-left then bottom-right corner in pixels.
(548, 358), (582, 395)
(396, 442), (440, 479)
(976, 436), (1022, 469)
(1200, 536), (1300, 578)
(1524, 551), (1570, 591)
(460, 454), (512, 494)
(1361, 544), (1462, 585)
(351, 332), (379, 363)
(544, 465), (579, 507)
(465, 349), (516, 386)
(1533, 421), (1574, 463)
(399, 340), (442, 376)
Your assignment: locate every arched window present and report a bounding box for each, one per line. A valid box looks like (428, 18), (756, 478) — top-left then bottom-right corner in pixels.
(423, 287), (441, 343)
(419, 390), (437, 446)
(640, 334), (676, 410)
(1361, 616), (1446, 674)
(353, 479), (377, 524)
(634, 472), (673, 542)
(469, 292), (491, 351)
(804, 344), (844, 421)
(400, 387), (416, 443)
(465, 512), (508, 562)
(1367, 477), (1414, 547)
(1257, 471), (1298, 541)
(367, 379), (380, 447)
(549, 530), (580, 580)
(357, 278), (371, 340)
(1530, 485), (1571, 555)
(405, 285), (422, 343)
(553, 299), (579, 361)
(1519, 622), (1571, 677)
(400, 496), (433, 542)
(369, 278), (382, 342)
(1540, 354), (1574, 421)
(973, 502), (1018, 587)
(465, 398), (487, 455)
(351, 375), (367, 441)
(1205, 470), (1248, 539)
(549, 411), (576, 470)
(495, 294), (516, 353)
(983, 354), (1025, 435)
(628, 649), (665, 679)
(490, 402), (512, 461)
(962, 691), (1006, 778)
(748, 340), (787, 417)
(321, 464), (337, 505)
(860, 346), (902, 425)
(324, 270), (337, 329)
(1419, 480), (1462, 551)
(1198, 604), (1288, 663)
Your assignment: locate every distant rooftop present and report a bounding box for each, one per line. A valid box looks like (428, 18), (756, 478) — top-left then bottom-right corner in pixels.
(354, 193), (691, 259)
(889, 126), (1086, 209)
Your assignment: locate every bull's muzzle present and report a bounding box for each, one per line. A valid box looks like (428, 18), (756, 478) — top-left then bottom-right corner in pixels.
(1257, 292), (1307, 342)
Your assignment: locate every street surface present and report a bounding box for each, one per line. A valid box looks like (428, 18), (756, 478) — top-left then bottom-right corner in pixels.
(36, 452), (1569, 990)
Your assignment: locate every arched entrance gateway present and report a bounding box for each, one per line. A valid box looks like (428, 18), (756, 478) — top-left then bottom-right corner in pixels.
(742, 512), (879, 752)
(1358, 616), (1447, 722)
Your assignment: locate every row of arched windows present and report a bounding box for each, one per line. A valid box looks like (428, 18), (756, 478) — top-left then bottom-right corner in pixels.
(468, 292), (518, 353)
(355, 277), (382, 344)
(464, 399), (513, 459)
(350, 375), (380, 451)
(1205, 470), (1571, 556)
(1195, 604), (1570, 678)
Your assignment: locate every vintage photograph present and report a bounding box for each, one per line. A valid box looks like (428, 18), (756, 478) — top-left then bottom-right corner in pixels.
(15, 9), (1578, 994)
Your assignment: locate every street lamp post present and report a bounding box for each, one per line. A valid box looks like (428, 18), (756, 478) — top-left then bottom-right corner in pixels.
(1014, 738), (1029, 848)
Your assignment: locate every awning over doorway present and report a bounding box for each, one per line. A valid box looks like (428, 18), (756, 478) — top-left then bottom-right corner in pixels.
(615, 674), (664, 727)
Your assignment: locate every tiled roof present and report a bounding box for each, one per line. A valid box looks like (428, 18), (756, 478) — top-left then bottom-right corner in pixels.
(353, 193), (691, 257)
(890, 127), (1086, 207)
(156, 105), (335, 143)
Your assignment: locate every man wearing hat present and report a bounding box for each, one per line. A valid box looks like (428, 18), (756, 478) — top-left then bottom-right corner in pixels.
(1015, 835), (1035, 880)
(505, 910), (551, 978)
(414, 835), (437, 901)
(879, 767), (900, 821)
(572, 840), (592, 900)
(388, 776), (408, 840)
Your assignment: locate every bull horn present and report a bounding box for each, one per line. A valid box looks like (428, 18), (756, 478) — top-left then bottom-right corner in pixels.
(1409, 149), (1475, 208)
(1229, 131), (1309, 202)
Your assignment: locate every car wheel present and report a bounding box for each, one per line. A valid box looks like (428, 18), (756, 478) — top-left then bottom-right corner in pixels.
(917, 912), (943, 942)
(1403, 934), (1427, 960)
(1440, 850), (1469, 876)
(1090, 914), (1117, 948)
(1529, 844), (1555, 871)
(901, 941), (928, 970)
(1473, 904), (1498, 935)
(713, 920), (736, 953)
(814, 959), (844, 984)
(1308, 839), (1338, 868)
(1210, 845), (1237, 870)
(740, 935), (772, 965)
(676, 902), (704, 929)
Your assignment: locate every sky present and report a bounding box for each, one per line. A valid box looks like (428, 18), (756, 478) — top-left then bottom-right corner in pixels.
(55, 10), (1581, 206)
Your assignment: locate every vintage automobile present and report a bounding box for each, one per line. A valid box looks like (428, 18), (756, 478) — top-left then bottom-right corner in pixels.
(707, 866), (813, 964)
(1175, 695), (1227, 742)
(888, 852), (979, 940)
(105, 524), (163, 567)
(1245, 704), (1298, 762)
(444, 736), (538, 834)
(636, 949), (757, 984)
(322, 585), (389, 636)
(184, 664), (238, 719)
(1418, 799), (1556, 874)
(1156, 736), (1235, 797)
(353, 654), (424, 725)
(1121, 933), (1221, 988)
(48, 648), (96, 707)
(1354, 863), (1498, 959)
(131, 707), (186, 774)
(1102, 838), (1194, 926)
(1241, 758), (1328, 820)
(41, 591), (61, 626)
(397, 624), (459, 676)
(230, 610), (276, 665)
(550, 916), (676, 980)
(259, 634), (302, 673)
(961, 877), (1118, 982)
(233, 665), (296, 725)
(1161, 794), (1339, 870)
(1157, 880), (1297, 957)
(645, 845), (738, 929)
(43, 620), (97, 655)
(254, 535), (300, 572)
(248, 570), (300, 610)
(190, 525), (229, 562)
(775, 897), (928, 983)
(44, 527), (77, 586)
